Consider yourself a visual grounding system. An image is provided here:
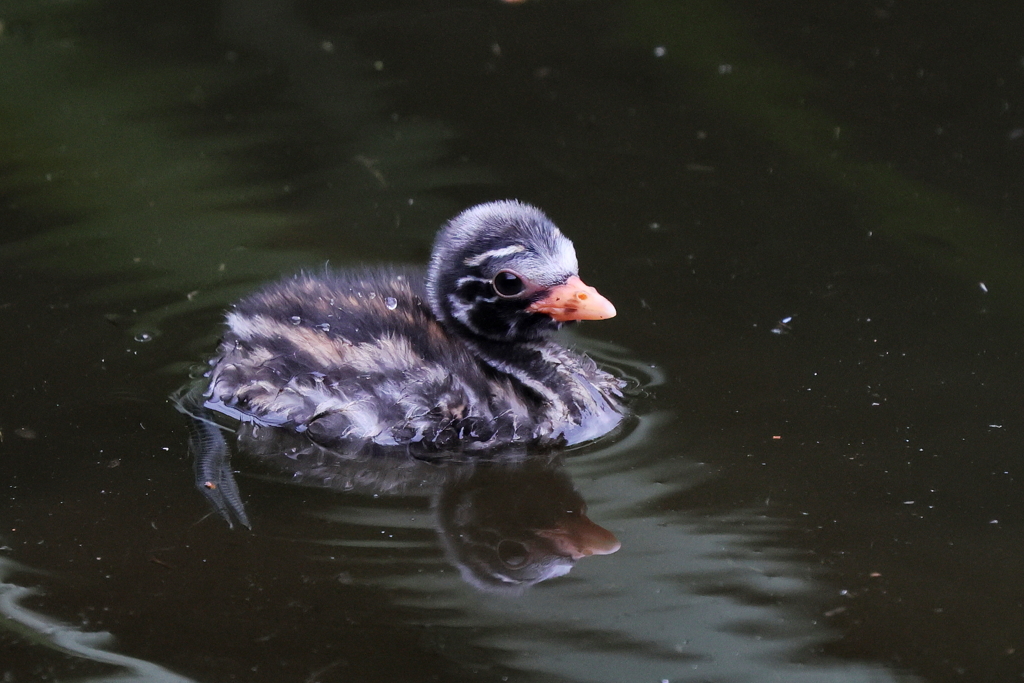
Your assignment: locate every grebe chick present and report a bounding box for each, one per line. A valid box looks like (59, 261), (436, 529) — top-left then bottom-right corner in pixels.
(187, 201), (625, 526)
(207, 200), (624, 446)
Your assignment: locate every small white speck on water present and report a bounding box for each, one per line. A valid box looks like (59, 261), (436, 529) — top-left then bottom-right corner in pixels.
(368, 291), (376, 299)
(385, 297), (398, 310)
(979, 282), (988, 292)
(290, 316), (302, 325)
(316, 323), (331, 332)
(134, 332), (154, 343)
(771, 316), (794, 335)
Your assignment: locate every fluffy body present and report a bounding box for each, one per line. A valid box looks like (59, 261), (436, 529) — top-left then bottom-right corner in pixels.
(204, 267), (624, 453)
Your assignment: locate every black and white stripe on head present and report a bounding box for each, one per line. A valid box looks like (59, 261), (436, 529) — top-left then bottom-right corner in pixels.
(426, 200), (580, 340)
(462, 244), (528, 268)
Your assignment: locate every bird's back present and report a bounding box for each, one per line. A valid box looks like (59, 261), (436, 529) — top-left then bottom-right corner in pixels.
(204, 268), (541, 451)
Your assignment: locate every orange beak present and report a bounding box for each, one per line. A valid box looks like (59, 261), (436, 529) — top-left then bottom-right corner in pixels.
(537, 514), (621, 560)
(526, 275), (616, 322)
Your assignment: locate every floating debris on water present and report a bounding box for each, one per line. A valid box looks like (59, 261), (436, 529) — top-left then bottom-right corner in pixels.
(771, 316), (794, 335)
(14, 427), (37, 440)
(384, 297), (398, 310)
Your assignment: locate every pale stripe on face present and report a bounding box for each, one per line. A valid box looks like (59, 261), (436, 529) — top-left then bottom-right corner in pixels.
(462, 244), (527, 267)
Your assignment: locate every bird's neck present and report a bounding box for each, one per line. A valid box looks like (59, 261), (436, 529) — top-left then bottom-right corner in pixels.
(454, 324), (626, 445)
(463, 334), (579, 419)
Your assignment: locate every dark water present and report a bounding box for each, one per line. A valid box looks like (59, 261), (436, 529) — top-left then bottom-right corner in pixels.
(2, 0), (1023, 681)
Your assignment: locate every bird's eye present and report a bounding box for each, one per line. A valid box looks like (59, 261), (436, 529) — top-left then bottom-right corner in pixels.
(492, 270), (526, 297)
(497, 539), (530, 568)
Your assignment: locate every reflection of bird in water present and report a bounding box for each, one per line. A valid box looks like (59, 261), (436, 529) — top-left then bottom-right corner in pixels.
(435, 456), (620, 595)
(178, 201), (626, 528)
(236, 425), (620, 594)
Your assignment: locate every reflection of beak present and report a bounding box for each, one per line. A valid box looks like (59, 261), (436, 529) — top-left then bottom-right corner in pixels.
(537, 514), (621, 560)
(526, 275), (616, 322)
